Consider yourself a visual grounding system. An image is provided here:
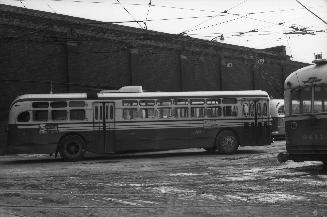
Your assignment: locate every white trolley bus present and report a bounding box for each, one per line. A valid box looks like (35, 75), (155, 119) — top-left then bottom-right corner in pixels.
(270, 99), (285, 138)
(6, 86), (272, 161)
(278, 55), (327, 164)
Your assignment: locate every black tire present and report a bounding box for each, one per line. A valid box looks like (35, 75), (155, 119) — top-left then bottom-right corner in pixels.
(216, 130), (239, 154)
(59, 135), (86, 162)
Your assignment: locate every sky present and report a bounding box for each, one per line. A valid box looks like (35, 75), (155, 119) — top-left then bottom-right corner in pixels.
(1, 0), (327, 63)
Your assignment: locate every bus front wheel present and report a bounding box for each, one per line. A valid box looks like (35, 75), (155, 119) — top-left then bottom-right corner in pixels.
(59, 135), (86, 162)
(216, 131), (239, 154)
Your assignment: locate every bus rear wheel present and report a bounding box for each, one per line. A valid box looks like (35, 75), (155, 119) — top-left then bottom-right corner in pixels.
(216, 131), (239, 154)
(59, 135), (86, 162)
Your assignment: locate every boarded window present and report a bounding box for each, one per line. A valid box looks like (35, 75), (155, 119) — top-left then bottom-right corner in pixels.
(51, 101), (67, 108)
(17, 111), (30, 122)
(33, 110), (48, 121)
(70, 109), (86, 120)
(69, 101), (85, 107)
(32, 102), (49, 108)
(52, 110), (67, 121)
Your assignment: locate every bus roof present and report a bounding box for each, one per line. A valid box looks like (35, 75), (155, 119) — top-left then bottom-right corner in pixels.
(98, 90), (269, 98)
(13, 90), (268, 101)
(284, 63), (327, 89)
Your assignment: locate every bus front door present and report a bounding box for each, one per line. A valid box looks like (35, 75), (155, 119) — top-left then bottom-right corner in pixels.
(254, 100), (271, 146)
(93, 102), (115, 153)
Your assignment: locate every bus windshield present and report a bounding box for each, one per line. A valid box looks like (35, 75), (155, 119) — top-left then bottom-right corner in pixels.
(313, 85), (327, 113)
(291, 86), (312, 114)
(291, 85), (327, 115)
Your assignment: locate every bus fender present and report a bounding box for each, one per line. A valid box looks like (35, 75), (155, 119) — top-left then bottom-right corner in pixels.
(56, 133), (87, 158)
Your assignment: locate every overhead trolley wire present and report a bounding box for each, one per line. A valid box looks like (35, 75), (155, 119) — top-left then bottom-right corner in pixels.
(296, 0), (327, 25)
(184, 14), (249, 33)
(115, 0), (144, 29)
(144, 0), (152, 30)
(46, 3), (57, 13)
(180, 0), (248, 34)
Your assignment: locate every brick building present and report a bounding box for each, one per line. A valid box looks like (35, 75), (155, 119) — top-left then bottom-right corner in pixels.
(0, 4), (308, 149)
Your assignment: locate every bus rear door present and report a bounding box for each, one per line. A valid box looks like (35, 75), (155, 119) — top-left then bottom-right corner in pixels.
(254, 99), (271, 146)
(93, 102), (115, 153)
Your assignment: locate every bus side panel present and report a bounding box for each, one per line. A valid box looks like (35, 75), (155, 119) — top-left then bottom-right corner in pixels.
(7, 125), (58, 154)
(7, 124), (103, 155)
(113, 127), (215, 152)
(237, 121), (271, 146)
(286, 118), (327, 160)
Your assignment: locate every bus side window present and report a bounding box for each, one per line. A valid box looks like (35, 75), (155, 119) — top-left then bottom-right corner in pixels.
(277, 105), (284, 115)
(242, 103), (249, 117)
(32, 102), (49, 108)
(69, 101), (85, 107)
(17, 111), (30, 122)
(249, 102), (255, 117)
(223, 106), (238, 117)
(291, 88), (301, 114)
(263, 102), (268, 116)
(206, 106), (221, 118)
(70, 109), (86, 120)
(51, 101), (67, 108)
(33, 110), (48, 122)
(94, 106), (99, 120)
(123, 108), (138, 120)
(157, 108), (172, 119)
(314, 86), (325, 113)
(52, 110), (67, 121)
(140, 108), (155, 119)
(257, 103), (262, 117)
(191, 107), (205, 118)
(110, 105), (114, 120)
(174, 107), (189, 118)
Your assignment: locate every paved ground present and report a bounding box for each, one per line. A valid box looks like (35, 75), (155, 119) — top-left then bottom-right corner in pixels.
(0, 140), (327, 217)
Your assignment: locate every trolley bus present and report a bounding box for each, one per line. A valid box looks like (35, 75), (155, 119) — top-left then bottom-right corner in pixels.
(270, 99), (285, 138)
(6, 86), (272, 161)
(278, 55), (327, 164)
